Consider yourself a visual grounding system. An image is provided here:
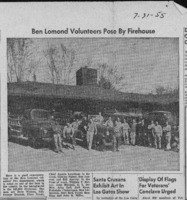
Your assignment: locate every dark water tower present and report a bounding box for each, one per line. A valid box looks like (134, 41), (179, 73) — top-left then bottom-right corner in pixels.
(76, 67), (97, 86)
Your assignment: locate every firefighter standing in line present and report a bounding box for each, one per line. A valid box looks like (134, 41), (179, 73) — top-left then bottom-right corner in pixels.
(80, 116), (88, 135)
(136, 118), (142, 145)
(98, 112), (104, 123)
(105, 116), (114, 137)
(130, 119), (137, 146)
(105, 117), (114, 129)
(172, 125), (179, 152)
(121, 118), (130, 145)
(113, 117), (122, 151)
(87, 118), (97, 150)
(51, 120), (63, 153)
(138, 119), (147, 146)
(163, 121), (171, 150)
(72, 119), (81, 145)
(63, 122), (75, 150)
(148, 120), (155, 147)
(153, 121), (163, 149)
(103, 116), (114, 151)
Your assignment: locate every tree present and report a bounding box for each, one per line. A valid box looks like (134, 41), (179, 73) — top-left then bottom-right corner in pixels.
(155, 86), (166, 95)
(7, 46), (14, 82)
(7, 38), (33, 82)
(98, 75), (114, 90)
(98, 63), (125, 91)
(44, 45), (59, 84)
(27, 57), (42, 82)
(43, 43), (76, 85)
(59, 44), (75, 85)
(155, 86), (179, 95)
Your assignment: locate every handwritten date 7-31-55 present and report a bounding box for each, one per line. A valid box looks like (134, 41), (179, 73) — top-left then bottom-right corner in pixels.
(134, 11), (166, 19)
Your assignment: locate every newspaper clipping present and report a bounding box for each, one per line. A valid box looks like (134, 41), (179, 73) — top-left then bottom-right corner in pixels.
(0, 2), (186, 200)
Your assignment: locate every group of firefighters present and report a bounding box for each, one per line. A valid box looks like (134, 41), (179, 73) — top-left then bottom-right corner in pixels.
(51, 112), (178, 153)
(99, 114), (173, 152)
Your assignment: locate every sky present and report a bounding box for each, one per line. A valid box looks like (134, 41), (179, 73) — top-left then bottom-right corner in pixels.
(12, 37), (179, 94)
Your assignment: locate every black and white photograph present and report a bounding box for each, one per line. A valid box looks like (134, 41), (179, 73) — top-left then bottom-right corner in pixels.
(7, 38), (179, 172)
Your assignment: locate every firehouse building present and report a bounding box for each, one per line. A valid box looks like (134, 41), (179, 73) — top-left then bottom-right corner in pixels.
(8, 67), (179, 117)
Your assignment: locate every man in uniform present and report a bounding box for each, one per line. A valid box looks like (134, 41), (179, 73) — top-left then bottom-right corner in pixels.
(138, 119), (147, 146)
(148, 120), (155, 147)
(171, 125), (179, 152)
(153, 121), (163, 149)
(163, 121), (171, 150)
(80, 116), (88, 135)
(63, 122), (75, 150)
(130, 119), (137, 146)
(136, 118), (142, 145)
(113, 117), (122, 151)
(51, 121), (63, 153)
(98, 112), (104, 123)
(105, 116), (114, 135)
(121, 118), (130, 145)
(86, 118), (97, 150)
(100, 116), (114, 151)
(105, 116), (113, 128)
(72, 118), (81, 146)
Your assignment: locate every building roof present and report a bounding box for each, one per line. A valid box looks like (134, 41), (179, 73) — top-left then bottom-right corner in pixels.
(8, 82), (179, 104)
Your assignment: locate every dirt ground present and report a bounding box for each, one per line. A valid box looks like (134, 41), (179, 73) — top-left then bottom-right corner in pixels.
(8, 138), (179, 172)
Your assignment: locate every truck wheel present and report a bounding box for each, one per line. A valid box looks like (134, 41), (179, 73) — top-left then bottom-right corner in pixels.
(28, 130), (42, 148)
(34, 138), (42, 149)
(28, 135), (35, 148)
(22, 128), (28, 138)
(28, 131), (36, 148)
(29, 137), (41, 149)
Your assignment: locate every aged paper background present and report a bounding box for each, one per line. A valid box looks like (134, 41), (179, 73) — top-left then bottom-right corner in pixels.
(0, 1), (186, 199)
